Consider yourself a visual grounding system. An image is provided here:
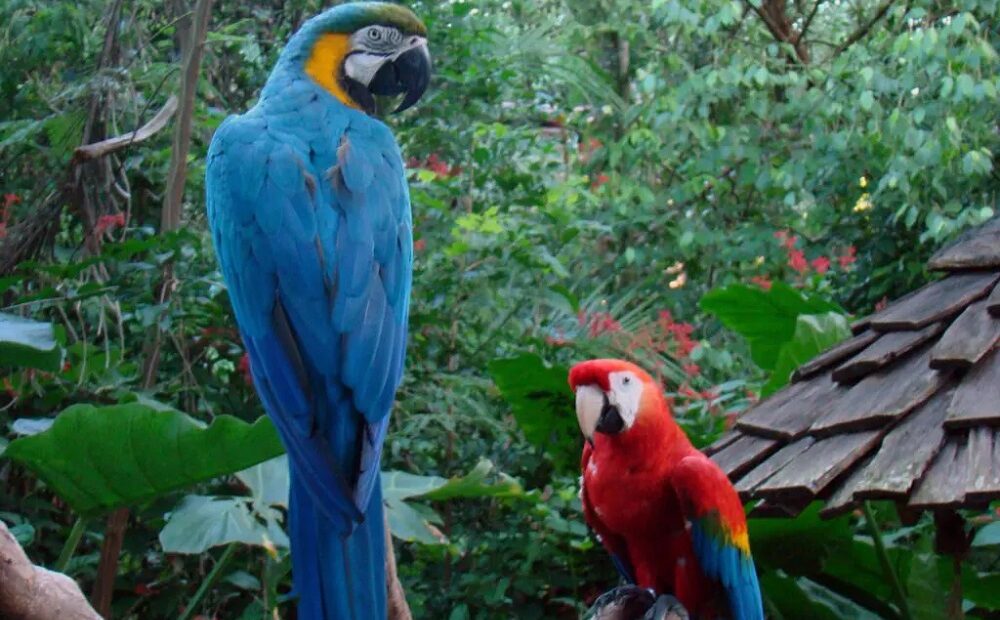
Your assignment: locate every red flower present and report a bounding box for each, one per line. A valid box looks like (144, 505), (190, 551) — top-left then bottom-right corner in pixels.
(590, 173), (609, 190)
(750, 275), (772, 290)
(95, 213), (126, 236)
(811, 256), (831, 274)
(839, 246), (857, 268)
(683, 363), (700, 377)
(545, 334), (570, 347)
(578, 138), (602, 162)
(774, 230), (798, 250)
(787, 249), (808, 273)
(584, 311), (621, 338)
(134, 583), (159, 596)
(3, 193), (20, 208)
(678, 384), (699, 399)
(413, 239), (426, 252)
(238, 353), (253, 386)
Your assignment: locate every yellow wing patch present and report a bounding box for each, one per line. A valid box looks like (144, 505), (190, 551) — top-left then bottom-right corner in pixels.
(731, 529), (751, 554)
(304, 33), (361, 110)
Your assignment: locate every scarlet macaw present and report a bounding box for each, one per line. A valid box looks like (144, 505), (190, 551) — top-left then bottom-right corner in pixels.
(205, 3), (430, 619)
(570, 359), (764, 620)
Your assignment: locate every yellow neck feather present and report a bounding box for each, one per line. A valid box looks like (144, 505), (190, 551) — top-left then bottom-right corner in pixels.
(304, 33), (361, 110)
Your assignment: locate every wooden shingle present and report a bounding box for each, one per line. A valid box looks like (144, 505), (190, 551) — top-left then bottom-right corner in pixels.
(945, 349), (1000, 428)
(735, 374), (841, 439)
(792, 330), (880, 382)
(867, 272), (999, 331)
(810, 342), (950, 436)
(752, 431), (882, 503)
(927, 217), (1000, 270)
(985, 283), (1000, 317)
(966, 427), (1000, 502)
(908, 438), (968, 509)
(929, 299), (1000, 370)
(710, 435), (779, 480)
(831, 323), (942, 384)
(735, 437), (814, 500)
(850, 386), (952, 499)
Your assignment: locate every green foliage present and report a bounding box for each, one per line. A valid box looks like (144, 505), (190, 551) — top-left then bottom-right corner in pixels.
(0, 311), (63, 371)
(160, 456), (291, 554)
(4, 403), (284, 514)
(487, 354), (577, 474)
(1, 0), (999, 617)
(763, 312), (852, 396)
(383, 459), (530, 545)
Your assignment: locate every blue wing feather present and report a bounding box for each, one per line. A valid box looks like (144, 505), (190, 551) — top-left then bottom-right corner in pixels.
(206, 103), (411, 529)
(673, 456), (764, 620)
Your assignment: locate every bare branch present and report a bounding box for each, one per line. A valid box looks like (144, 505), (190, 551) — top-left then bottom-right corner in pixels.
(0, 521), (101, 620)
(73, 96), (179, 163)
(385, 514), (414, 620)
(796, 0), (823, 43)
(831, 0), (896, 58)
(744, 0), (811, 63)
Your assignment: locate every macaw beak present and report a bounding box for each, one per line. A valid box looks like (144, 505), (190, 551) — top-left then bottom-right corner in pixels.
(369, 41), (431, 113)
(575, 385), (625, 443)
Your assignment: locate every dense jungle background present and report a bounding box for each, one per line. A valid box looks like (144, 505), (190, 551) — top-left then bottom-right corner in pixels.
(1, 0), (999, 618)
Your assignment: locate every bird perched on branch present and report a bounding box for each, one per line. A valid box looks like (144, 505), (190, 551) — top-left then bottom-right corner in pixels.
(205, 3), (430, 618)
(570, 359), (764, 620)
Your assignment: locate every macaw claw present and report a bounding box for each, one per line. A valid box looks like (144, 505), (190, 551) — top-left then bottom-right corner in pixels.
(586, 585), (689, 620)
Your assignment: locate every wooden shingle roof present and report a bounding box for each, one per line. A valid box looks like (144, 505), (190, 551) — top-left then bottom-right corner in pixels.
(708, 218), (1000, 519)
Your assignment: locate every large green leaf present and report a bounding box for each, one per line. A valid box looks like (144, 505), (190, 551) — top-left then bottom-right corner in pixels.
(760, 572), (878, 620)
(762, 312), (852, 396)
(964, 565), (1000, 611)
(382, 459), (531, 545)
(972, 521), (1000, 547)
(488, 353), (578, 473)
(700, 282), (843, 371)
(4, 403), (284, 515)
(0, 311), (63, 371)
(159, 495), (288, 554)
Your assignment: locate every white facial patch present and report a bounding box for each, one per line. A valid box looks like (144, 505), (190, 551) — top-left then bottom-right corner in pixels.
(607, 370), (642, 430)
(344, 26), (428, 86)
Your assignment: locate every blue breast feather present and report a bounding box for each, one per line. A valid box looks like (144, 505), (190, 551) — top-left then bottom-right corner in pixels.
(205, 75), (412, 531)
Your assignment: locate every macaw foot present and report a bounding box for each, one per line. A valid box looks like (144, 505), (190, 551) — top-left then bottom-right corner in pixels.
(585, 586), (690, 620)
(643, 594), (689, 620)
(586, 585), (654, 620)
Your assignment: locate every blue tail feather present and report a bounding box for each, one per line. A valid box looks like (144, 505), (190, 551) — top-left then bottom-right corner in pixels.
(290, 471), (387, 620)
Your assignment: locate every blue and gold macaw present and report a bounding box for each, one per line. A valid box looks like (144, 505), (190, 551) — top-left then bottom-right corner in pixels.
(205, 4), (430, 618)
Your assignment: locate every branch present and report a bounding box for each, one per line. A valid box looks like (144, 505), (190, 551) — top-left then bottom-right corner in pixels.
(161, 0), (213, 232)
(796, 0), (823, 43)
(831, 0), (896, 58)
(91, 0), (214, 614)
(72, 96), (179, 163)
(0, 521), (101, 620)
(385, 514), (413, 620)
(744, 0), (811, 63)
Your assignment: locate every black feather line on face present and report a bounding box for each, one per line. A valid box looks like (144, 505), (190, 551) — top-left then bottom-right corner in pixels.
(342, 74), (376, 114)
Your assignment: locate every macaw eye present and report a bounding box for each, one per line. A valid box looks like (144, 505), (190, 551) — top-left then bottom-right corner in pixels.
(367, 27), (381, 41)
